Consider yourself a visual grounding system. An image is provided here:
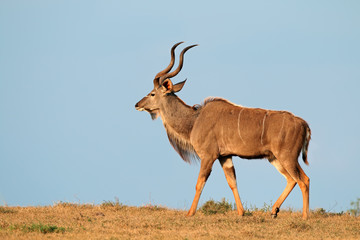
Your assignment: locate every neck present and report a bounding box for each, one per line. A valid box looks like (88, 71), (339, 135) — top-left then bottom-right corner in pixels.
(160, 94), (197, 140)
(159, 94), (200, 163)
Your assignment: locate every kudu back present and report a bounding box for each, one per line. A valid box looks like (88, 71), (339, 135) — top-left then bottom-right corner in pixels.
(135, 42), (311, 219)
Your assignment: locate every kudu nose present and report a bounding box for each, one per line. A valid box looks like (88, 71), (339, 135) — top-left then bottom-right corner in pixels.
(135, 102), (142, 111)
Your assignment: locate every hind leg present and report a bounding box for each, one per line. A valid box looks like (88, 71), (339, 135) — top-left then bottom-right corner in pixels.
(295, 164), (310, 219)
(269, 159), (297, 218)
(279, 158), (310, 219)
(219, 156), (244, 216)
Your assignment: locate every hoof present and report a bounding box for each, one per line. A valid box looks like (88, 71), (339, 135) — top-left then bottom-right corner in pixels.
(271, 207), (280, 219)
(237, 210), (245, 216)
(186, 212), (195, 217)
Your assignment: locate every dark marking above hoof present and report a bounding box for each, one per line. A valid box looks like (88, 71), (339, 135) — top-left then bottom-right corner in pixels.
(271, 207), (280, 219)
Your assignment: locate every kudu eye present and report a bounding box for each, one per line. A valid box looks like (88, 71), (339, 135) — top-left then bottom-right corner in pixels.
(150, 93), (155, 97)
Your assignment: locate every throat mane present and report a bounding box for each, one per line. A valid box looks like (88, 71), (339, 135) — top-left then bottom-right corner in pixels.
(164, 123), (199, 164)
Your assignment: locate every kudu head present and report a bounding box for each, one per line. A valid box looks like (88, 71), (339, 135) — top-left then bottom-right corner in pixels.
(135, 42), (197, 120)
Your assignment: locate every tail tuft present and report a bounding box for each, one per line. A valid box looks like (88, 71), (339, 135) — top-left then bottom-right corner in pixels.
(302, 125), (311, 165)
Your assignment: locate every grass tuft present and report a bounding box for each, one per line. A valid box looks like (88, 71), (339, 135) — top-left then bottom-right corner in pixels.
(9, 223), (66, 234)
(0, 206), (16, 214)
(288, 220), (312, 232)
(140, 204), (167, 211)
(199, 198), (233, 215)
(313, 208), (327, 216)
(348, 198), (360, 217)
(101, 197), (125, 210)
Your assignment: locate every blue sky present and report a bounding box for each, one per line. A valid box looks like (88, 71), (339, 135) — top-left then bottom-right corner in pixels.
(1, 1), (359, 213)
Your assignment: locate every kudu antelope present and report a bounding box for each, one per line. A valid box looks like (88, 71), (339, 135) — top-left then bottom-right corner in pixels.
(135, 42), (311, 219)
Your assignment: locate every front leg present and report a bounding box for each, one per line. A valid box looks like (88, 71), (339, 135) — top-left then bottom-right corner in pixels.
(187, 159), (214, 216)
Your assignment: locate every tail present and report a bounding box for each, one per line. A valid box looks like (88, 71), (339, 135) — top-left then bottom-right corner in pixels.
(302, 124), (311, 166)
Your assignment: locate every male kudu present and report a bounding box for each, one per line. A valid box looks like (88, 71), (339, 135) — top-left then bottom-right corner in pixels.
(135, 42), (311, 219)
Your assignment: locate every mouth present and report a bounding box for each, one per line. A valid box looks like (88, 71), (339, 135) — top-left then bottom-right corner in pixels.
(135, 106), (145, 111)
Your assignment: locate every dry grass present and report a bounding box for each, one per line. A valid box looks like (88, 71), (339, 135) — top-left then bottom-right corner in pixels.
(0, 203), (359, 240)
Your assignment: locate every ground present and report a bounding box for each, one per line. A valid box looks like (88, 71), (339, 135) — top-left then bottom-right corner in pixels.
(0, 203), (359, 240)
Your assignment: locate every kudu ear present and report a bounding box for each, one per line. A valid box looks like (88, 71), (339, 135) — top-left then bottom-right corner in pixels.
(162, 78), (173, 93)
(172, 79), (187, 93)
